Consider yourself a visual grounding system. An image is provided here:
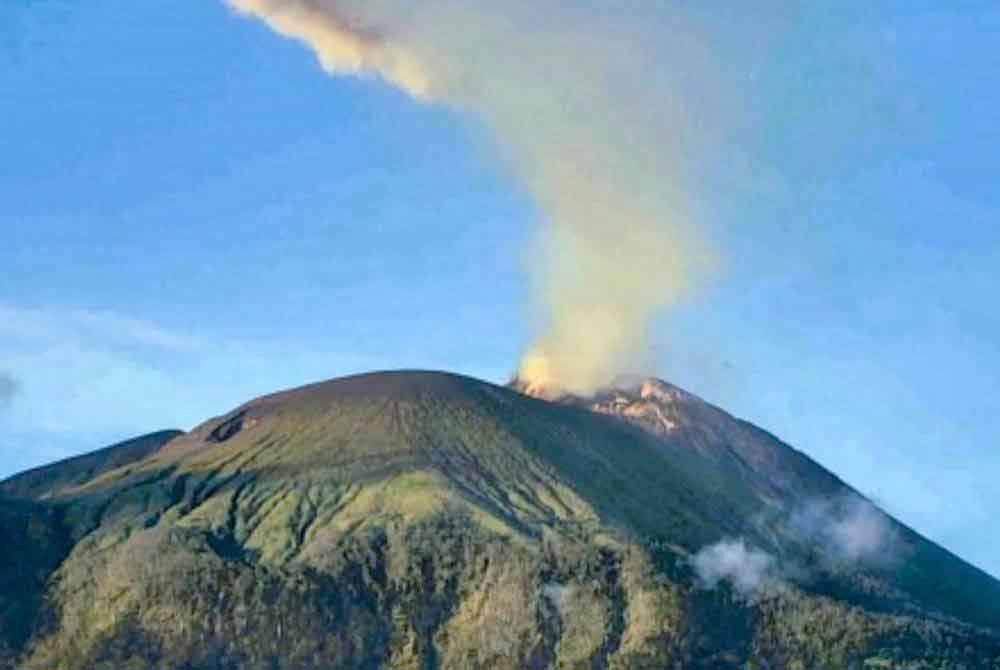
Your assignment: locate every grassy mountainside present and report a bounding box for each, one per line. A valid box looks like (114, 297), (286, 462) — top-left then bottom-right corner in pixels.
(2, 371), (998, 669)
(1, 430), (182, 668)
(1, 431), (183, 501)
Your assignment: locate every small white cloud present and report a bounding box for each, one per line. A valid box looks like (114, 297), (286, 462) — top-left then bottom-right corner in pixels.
(691, 538), (776, 597)
(831, 499), (891, 561)
(0, 371), (19, 410)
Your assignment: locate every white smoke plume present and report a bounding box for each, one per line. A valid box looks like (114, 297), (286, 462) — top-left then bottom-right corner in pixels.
(791, 493), (903, 566)
(227, 0), (717, 394)
(691, 538), (777, 598)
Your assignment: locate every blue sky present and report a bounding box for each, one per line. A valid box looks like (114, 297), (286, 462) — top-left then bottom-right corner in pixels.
(2, 2), (999, 575)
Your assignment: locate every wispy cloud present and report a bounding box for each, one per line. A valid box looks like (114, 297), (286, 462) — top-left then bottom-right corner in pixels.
(790, 493), (904, 567)
(0, 303), (379, 477)
(0, 304), (204, 352)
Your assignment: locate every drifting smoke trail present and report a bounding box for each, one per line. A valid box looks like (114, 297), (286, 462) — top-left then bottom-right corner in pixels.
(229, 0), (714, 394)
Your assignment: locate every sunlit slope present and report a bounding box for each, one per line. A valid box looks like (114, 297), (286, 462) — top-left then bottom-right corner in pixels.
(47, 372), (788, 560)
(3, 371), (999, 669)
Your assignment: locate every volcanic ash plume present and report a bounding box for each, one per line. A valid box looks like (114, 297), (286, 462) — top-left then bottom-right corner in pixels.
(229, 0), (712, 395)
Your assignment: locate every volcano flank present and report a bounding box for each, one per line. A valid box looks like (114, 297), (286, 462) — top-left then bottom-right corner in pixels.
(2, 370), (999, 669)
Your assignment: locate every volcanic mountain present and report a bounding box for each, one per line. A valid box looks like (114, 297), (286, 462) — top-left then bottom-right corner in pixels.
(2, 371), (998, 669)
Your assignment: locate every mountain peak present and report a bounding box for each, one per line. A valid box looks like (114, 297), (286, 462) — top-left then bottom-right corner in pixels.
(3, 369), (1000, 668)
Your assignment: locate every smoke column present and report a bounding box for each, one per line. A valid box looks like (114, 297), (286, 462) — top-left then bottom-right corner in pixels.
(229, 0), (714, 394)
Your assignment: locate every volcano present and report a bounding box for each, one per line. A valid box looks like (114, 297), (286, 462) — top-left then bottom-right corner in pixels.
(2, 370), (998, 669)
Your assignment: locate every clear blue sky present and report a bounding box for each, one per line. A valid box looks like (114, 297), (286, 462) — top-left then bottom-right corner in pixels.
(2, 2), (998, 575)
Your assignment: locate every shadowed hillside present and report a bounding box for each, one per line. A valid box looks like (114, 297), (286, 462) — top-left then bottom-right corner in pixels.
(1, 431), (183, 502)
(2, 371), (998, 669)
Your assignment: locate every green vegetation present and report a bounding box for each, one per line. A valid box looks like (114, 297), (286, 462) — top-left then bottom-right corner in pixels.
(1, 371), (998, 668)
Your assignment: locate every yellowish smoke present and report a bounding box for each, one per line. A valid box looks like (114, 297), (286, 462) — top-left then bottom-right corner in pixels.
(230, 0), (432, 98)
(228, 0), (712, 395)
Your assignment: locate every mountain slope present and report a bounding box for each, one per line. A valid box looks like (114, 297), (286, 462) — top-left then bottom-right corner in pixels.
(1, 430), (183, 501)
(0, 430), (183, 666)
(2, 371), (998, 669)
(547, 378), (1000, 632)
